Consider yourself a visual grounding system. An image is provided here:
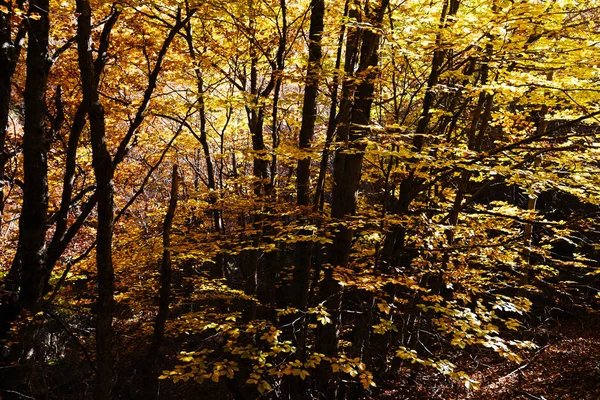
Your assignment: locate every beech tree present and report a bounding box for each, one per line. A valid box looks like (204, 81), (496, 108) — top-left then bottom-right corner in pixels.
(1, 0), (599, 399)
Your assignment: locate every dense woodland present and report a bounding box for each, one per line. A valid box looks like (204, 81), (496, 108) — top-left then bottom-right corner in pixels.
(1, 0), (600, 399)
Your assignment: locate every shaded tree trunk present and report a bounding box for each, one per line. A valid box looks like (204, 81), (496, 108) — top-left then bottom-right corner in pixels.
(293, 0), (325, 314)
(241, 1), (286, 316)
(182, 17), (224, 277)
(47, 7), (120, 274)
(316, 1), (389, 397)
(76, 2), (115, 398)
(521, 72), (551, 287)
(145, 165), (179, 398)
(45, 10), (191, 282)
(312, 0), (349, 212)
(0, 1), (26, 339)
(13, 0), (51, 311)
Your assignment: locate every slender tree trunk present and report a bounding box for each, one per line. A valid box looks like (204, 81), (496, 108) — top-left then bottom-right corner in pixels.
(312, 0), (348, 211)
(182, 19), (222, 236)
(314, 0), (360, 365)
(380, 0), (460, 269)
(48, 8), (119, 270)
(0, 5), (26, 332)
(293, 0), (325, 313)
(242, 37), (266, 311)
(183, 16), (224, 275)
(0, 3), (9, 217)
(521, 157), (541, 287)
(246, 27), (271, 197)
(0, 1), (29, 375)
(145, 165), (179, 398)
(150, 165), (179, 352)
(241, 2), (286, 315)
(196, 79), (226, 278)
(76, 2), (115, 398)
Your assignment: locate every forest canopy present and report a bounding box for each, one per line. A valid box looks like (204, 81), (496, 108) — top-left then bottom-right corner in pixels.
(1, 0), (599, 399)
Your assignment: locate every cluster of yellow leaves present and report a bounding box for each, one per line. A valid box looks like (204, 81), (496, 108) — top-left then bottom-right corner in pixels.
(159, 350), (239, 384)
(330, 356), (376, 389)
(418, 295), (536, 363)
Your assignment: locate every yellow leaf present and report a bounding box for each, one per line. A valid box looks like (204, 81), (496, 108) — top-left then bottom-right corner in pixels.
(299, 370), (310, 380)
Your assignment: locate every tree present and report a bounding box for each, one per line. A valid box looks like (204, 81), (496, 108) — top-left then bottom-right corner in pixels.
(11, 0), (50, 312)
(1, 0), (600, 399)
(293, 0), (325, 315)
(75, 1), (116, 397)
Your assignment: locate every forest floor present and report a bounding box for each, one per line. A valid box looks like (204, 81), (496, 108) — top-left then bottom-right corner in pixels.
(372, 305), (600, 400)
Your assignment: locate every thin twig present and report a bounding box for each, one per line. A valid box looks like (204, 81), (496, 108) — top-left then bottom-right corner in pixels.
(0, 389), (36, 399)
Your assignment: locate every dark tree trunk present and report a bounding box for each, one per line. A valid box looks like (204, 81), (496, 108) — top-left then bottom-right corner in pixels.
(183, 18), (224, 277)
(312, 0), (348, 212)
(293, 0), (325, 313)
(182, 19), (222, 237)
(379, 0), (460, 269)
(47, 8), (119, 273)
(145, 165), (179, 398)
(316, 1), (388, 397)
(314, 0), (361, 367)
(242, 42), (267, 311)
(76, 2), (115, 399)
(2, 3), (50, 391)
(45, 9), (189, 278)
(295, 0), (323, 207)
(13, 0), (51, 311)
(0, 4), (26, 336)
(241, 3), (286, 314)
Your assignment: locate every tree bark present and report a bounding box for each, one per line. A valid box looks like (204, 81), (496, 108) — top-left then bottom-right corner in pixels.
(48, 7), (120, 272)
(241, 1), (286, 314)
(312, 0), (349, 212)
(316, 1), (388, 397)
(13, 0), (51, 311)
(76, 2), (115, 398)
(145, 165), (179, 398)
(293, 0), (325, 313)
(45, 9), (191, 278)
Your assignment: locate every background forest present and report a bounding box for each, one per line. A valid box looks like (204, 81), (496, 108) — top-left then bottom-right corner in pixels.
(1, 0), (600, 399)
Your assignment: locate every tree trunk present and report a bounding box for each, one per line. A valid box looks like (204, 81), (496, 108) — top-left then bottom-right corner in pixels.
(521, 71), (551, 287)
(312, 0), (348, 212)
(379, 0), (460, 269)
(145, 165), (179, 398)
(0, 3), (26, 337)
(293, 0), (325, 313)
(45, 9), (189, 278)
(316, 1), (389, 397)
(76, 2), (115, 398)
(241, 2), (286, 315)
(48, 8), (119, 273)
(13, 0), (51, 311)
